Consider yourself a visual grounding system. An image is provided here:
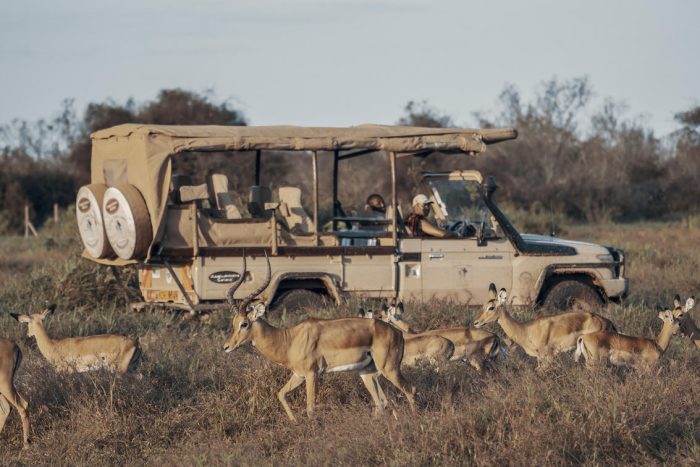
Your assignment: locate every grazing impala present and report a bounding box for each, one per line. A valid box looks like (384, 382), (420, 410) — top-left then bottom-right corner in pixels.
(473, 284), (617, 363)
(0, 337), (30, 447)
(372, 304), (503, 371)
(575, 309), (681, 370)
(223, 254), (416, 421)
(672, 295), (699, 348)
(358, 307), (455, 368)
(11, 305), (141, 374)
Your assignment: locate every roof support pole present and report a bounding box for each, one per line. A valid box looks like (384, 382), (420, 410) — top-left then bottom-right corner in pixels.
(254, 150), (261, 185)
(390, 151), (397, 246)
(312, 151), (319, 246)
(332, 149), (339, 231)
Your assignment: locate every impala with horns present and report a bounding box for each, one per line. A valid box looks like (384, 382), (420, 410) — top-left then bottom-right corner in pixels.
(473, 284), (617, 363)
(224, 253), (416, 421)
(575, 307), (683, 370)
(672, 295), (699, 349)
(371, 303), (504, 371)
(11, 305), (141, 374)
(358, 307), (454, 368)
(0, 337), (30, 447)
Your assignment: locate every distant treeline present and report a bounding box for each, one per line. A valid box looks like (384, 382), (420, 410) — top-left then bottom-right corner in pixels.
(1, 79), (698, 233)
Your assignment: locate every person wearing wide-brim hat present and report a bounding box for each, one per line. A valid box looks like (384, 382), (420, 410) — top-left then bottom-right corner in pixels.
(406, 194), (457, 238)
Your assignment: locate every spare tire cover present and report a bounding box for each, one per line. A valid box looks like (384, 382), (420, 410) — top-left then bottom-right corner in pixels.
(102, 185), (153, 260)
(76, 184), (114, 259)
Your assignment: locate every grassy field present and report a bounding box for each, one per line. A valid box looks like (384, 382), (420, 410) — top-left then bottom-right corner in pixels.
(1, 220), (699, 465)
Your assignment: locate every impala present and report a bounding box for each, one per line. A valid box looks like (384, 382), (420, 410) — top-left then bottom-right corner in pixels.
(358, 307), (455, 368)
(672, 295), (699, 348)
(575, 309), (680, 370)
(473, 284), (617, 363)
(373, 304), (504, 371)
(0, 337), (30, 447)
(11, 305), (141, 374)
(223, 254), (416, 421)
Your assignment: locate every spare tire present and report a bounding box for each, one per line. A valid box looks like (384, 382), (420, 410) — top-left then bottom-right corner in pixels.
(102, 185), (153, 260)
(76, 184), (114, 259)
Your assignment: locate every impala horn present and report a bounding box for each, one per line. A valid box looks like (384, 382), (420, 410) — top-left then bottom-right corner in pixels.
(226, 250), (247, 312)
(239, 251), (272, 314)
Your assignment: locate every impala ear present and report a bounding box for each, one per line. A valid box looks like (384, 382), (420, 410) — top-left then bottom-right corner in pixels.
(685, 297), (695, 313)
(42, 304), (57, 318)
(358, 308), (366, 318)
(489, 283), (497, 299)
(674, 294), (682, 308)
(9, 313), (30, 323)
(248, 303), (266, 321)
(396, 302), (404, 315)
(497, 288), (508, 305)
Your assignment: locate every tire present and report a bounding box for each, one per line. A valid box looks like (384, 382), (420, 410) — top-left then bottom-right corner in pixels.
(542, 279), (604, 313)
(102, 185), (153, 260)
(76, 184), (114, 259)
(271, 289), (328, 314)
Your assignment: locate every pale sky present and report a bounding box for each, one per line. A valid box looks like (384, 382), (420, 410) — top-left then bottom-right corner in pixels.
(1, 0), (698, 136)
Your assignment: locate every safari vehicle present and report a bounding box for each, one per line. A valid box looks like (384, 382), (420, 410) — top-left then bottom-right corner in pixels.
(76, 124), (628, 313)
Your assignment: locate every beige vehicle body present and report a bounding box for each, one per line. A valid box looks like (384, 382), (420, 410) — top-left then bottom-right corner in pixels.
(79, 124), (628, 312)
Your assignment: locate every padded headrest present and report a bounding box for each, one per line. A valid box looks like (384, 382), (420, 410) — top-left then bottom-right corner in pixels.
(248, 185), (272, 217)
(278, 186), (303, 207)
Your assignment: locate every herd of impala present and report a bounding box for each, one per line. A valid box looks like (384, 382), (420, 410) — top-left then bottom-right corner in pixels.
(2, 254), (699, 448)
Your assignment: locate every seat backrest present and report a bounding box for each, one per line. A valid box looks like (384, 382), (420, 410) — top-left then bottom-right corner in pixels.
(277, 186), (314, 233)
(248, 185), (272, 218)
(170, 174), (193, 204)
(207, 173), (242, 219)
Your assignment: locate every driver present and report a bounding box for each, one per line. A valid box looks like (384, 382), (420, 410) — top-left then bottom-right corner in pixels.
(406, 194), (457, 238)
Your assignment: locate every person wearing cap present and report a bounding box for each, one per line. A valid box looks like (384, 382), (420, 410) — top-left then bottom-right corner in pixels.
(406, 194), (457, 238)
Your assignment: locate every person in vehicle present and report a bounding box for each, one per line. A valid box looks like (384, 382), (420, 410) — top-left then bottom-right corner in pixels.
(365, 194), (387, 217)
(406, 194), (457, 238)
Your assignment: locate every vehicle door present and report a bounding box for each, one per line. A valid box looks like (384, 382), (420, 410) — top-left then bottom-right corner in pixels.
(418, 171), (514, 304)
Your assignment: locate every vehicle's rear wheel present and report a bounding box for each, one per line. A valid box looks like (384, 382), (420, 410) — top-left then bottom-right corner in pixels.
(271, 289), (328, 314)
(542, 279), (604, 313)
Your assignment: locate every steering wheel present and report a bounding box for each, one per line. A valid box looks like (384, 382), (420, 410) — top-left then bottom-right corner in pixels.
(449, 220), (465, 236)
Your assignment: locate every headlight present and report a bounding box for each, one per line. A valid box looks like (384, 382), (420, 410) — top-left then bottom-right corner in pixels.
(596, 254), (614, 262)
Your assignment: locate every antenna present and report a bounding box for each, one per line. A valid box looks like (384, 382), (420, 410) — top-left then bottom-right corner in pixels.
(549, 200), (556, 238)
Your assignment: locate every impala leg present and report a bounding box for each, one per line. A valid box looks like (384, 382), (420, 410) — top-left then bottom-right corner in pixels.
(305, 372), (318, 418)
(278, 373), (305, 422)
(359, 373), (386, 415)
(382, 371), (416, 414)
(0, 394), (10, 432)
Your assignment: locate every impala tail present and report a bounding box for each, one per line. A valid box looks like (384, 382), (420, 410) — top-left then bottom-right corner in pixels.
(575, 336), (585, 363)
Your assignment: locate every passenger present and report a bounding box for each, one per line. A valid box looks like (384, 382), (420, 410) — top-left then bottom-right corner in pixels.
(365, 193), (387, 218)
(406, 194), (457, 238)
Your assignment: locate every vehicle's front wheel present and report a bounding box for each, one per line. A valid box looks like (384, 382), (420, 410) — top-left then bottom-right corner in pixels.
(271, 289), (328, 315)
(542, 279), (604, 313)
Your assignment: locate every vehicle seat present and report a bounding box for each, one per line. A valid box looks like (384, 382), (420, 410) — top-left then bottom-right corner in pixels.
(277, 186), (314, 233)
(248, 185), (272, 218)
(170, 174), (193, 204)
(207, 173), (242, 219)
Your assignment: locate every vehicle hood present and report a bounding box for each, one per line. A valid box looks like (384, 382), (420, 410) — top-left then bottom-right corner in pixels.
(520, 234), (610, 256)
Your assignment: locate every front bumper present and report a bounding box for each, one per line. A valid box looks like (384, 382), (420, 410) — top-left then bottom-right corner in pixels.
(600, 277), (629, 299)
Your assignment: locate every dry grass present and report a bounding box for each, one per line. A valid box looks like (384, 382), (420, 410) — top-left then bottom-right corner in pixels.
(1, 222), (700, 465)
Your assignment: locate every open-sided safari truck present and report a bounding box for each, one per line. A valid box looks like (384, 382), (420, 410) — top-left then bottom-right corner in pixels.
(76, 124), (628, 313)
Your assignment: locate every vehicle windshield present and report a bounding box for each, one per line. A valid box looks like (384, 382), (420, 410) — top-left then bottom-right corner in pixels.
(425, 177), (499, 238)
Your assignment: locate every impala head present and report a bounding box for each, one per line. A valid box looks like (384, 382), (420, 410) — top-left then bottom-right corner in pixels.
(658, 309), (681, 335)
(10, 304), (56, 338)
(474, 283), (507, 328)
(671, 294), (695, 319)
(223, 252), (272, 353)
(382, 302), (410, 332)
